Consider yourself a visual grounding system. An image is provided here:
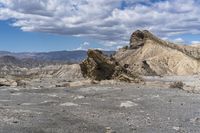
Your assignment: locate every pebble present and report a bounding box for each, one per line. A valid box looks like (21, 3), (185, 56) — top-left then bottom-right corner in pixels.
(105, 127), (116, 133)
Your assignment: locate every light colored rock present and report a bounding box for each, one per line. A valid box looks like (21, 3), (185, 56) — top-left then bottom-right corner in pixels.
(0, 78), (17, 87)
(60, 102), (79, 107)
(173, 126), (180, 131)
(105, 127), (116, 133)
(73, 95), (85, 100)
(120, 101), (138, 108)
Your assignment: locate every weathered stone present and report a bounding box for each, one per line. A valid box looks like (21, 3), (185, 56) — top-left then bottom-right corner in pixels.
(130, 30), (146, 49)
(80, 49), (141, 82)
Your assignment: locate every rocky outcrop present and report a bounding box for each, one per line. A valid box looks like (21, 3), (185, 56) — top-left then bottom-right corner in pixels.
(130, 30), (146, 49)
(115, 30), (200, 76)
(80, 50), (141, 82)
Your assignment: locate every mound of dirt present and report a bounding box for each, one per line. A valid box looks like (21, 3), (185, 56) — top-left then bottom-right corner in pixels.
(27, 64), (83, 81)
(0, 78), (17, 87)
(114, 30), (200, 76)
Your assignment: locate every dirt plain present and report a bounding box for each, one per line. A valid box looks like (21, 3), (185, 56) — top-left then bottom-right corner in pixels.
(0, 76), (200, 133)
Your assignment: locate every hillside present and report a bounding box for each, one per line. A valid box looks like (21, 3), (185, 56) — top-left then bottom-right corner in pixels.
(114, 30), (200, 76)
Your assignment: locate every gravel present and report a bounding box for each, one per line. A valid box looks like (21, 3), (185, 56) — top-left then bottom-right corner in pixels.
(0, 77), (200, 132)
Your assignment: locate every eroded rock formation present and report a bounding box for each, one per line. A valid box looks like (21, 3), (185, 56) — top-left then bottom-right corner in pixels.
(115, 30), (200, 75)
(81, 30), (200, 80)
(80, 50), (141, 82)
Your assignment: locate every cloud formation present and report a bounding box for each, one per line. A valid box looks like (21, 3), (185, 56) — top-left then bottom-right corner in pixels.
(192, 41), (200, 44)
(75, 41), (90, 50)
(173, 38), (185, 44)
(1, 0), (200, 48)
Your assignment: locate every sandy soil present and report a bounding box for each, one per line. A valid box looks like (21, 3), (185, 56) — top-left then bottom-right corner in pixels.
(0, 77), (200, 133)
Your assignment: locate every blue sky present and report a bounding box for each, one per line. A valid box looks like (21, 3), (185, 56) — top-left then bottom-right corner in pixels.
(0, 20), (101, 52)
(0, 0), (200, 52)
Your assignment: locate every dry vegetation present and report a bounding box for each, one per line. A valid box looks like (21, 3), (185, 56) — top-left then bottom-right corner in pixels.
(170, 81), (184, 89)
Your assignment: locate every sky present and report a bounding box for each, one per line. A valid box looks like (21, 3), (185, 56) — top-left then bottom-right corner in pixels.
(0, 0), (200, 52)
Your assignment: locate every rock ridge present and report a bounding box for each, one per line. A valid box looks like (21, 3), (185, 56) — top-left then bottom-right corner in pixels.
(80, 49), (141, 82)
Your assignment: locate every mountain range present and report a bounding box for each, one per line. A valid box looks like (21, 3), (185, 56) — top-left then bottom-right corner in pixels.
(0, 50), (115, 63)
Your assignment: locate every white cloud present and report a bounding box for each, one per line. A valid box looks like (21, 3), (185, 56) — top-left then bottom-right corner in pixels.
(1, 0), (200, 49)
(191, 41), (200, 44)
(116, 45), (123, 49)
(75, 41), (90, 50)
(161, 37), (169, 41)
(173, 38), (185, 44)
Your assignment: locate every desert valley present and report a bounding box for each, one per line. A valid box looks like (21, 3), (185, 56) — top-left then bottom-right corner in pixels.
(0, 30), (200, 132)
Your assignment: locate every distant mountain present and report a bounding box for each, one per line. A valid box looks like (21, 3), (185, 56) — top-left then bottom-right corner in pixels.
(0, 51), (12, 55)
(0, 56), (25, 76)
(0, 55), (43, 68)
(0, 56), (20, 65)
(32, 51), (88, 63)
(0, 50), (115, 63)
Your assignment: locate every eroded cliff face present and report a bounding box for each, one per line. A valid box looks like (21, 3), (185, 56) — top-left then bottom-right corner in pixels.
(115, 30), (200, 76)
(80, 49), (141, 82)
(129, 30), (200, 59)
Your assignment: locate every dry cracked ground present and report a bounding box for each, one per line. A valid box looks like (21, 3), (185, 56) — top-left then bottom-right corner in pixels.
(0, 77), (200, 133)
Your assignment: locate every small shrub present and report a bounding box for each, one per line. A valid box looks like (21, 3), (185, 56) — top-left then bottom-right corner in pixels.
(170, 81), (184, 89)
(122, 46), (129, 50)
(16, 79), (27, 87)
(56, 83), (70, 87)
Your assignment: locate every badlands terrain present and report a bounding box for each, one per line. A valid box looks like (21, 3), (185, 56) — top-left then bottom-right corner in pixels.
(1, 30), (200, 132)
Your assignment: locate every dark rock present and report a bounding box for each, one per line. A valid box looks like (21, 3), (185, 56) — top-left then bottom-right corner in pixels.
(13, 121), (18, 124)
(130, 30), (145, 49)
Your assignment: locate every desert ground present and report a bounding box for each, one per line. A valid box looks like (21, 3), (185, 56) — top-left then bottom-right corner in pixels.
(0, 76), (200, 133)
